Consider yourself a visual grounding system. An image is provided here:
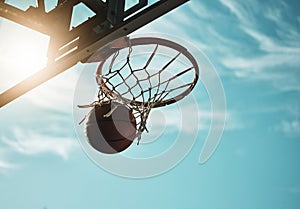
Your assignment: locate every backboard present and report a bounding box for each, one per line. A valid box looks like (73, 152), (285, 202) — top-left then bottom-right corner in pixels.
(0, 0), (189, 107)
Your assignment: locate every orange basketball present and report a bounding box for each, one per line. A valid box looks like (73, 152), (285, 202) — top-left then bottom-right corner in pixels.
(85, 102), (137, 154)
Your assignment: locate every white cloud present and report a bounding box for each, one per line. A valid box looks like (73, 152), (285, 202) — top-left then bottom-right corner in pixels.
(186, 1), (213, 19)
(221, 52), (300, 92)
(145, 104), (200, 135)
(0, 160), (14, 169)
(222, 53), (299, 73)
(265, 7), (282, 22)
(278, 119), (300, 137)
(1, 129), (79, 160)
(217, 0), (300, 92)
(148, 105), (238, 134)
(219, 0), (257, 26)
(265, 8), (300, 47)
(0, 159), (16, 171)
(198, 110), (241, 131)
(242, 27), (300, 54)
(0, 147), (20, 174)
(0, 159), (19, 174)
(270, 104), (300, 137)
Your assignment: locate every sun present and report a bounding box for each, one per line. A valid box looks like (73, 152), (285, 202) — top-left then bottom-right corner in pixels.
(12, 39), (49, 75)
(0, 19), (49, 88)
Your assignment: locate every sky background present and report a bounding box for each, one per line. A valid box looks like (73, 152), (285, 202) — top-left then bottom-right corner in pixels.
(1, 0), (300, 209)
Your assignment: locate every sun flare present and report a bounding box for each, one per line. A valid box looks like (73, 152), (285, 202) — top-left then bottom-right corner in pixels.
(10, 40), (49, 76)
(0, 19), (49, 89)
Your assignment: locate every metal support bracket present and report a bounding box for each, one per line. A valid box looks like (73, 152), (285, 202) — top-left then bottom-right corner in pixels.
(0, 0), (189, 107)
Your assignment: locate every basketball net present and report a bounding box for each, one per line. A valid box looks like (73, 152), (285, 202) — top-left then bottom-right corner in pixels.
(80, 36), (199, 144)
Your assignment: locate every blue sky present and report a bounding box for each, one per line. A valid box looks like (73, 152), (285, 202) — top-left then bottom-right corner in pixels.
(1, 0), (300, 209)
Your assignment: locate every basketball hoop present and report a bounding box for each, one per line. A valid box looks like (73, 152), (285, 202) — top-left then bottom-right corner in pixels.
(80, 36), (199, 144)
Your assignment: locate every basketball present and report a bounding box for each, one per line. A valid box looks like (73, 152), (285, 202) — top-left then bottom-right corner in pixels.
(85, 102), (137, 154)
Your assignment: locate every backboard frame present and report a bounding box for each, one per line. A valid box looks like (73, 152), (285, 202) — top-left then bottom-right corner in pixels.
(0, 0), (189, 107)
